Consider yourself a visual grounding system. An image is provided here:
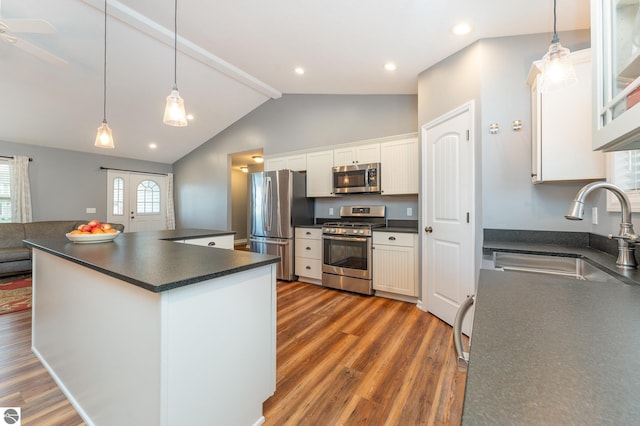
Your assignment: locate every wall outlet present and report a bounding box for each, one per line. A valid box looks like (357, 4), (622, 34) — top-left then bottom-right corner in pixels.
(86, 207), (96, 214)
(329, 208), (334, 216)
(592, 207), (598, 225)
(407, 207), (413, 217)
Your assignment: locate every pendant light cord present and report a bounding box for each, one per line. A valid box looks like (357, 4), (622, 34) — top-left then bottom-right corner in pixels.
(551, 0), (559, 44)
(103, 0), (107, 122)
(173, 0), (178, 89)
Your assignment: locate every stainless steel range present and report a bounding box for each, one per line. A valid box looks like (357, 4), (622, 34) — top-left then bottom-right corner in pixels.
(322, 205), (385, 295)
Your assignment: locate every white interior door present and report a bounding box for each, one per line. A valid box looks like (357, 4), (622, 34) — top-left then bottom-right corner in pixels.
(421, 102), (476, 330)
(107, 170), (168, 232)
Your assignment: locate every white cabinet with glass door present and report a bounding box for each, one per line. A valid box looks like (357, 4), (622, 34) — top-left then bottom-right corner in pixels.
(333, 143), (380, 167)
(592, 0), (640, 150)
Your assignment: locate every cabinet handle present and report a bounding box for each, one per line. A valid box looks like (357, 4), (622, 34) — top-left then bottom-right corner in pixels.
(388, 236), (396, 241)
(306, 266), (311, 270)
(306, 246), (311, 250)
(207, 242), (216, 246)
(306, 231), (311, 235)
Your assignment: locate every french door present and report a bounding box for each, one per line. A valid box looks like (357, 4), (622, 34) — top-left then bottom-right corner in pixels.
(107, 170), (168, 232)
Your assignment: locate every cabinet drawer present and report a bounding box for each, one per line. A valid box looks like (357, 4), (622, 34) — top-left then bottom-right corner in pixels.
(295, 227), (322, 239)
(373, 232), (415, 247)
(295, 257), (322, 280)
(182, 235), (234, 250)
(295, 239), (322, 258)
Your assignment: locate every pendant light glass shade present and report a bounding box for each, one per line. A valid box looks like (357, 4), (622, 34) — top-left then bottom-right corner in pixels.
(163, 0), (188, 127)
(163, 87), (188, 126)
(95, 120), (115, 148)
(95, 0), (114, 148)
(539, 1), (577, 92)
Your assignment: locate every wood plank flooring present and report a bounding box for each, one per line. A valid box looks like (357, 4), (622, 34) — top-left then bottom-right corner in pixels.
(263, 281), (467, 425)
(0, 280), (466, 425)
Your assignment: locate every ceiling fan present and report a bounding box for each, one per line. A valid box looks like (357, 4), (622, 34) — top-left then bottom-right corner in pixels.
(0, 2), (68, 66)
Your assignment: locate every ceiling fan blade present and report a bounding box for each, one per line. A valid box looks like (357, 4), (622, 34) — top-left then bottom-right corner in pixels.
(0, 18), (56, 34)
(11, 37), (67, 66)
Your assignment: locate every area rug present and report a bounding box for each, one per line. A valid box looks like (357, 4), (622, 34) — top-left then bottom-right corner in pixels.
(0, 276), (32, 315)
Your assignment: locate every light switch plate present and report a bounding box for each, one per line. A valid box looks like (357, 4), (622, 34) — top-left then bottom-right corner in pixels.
(329, 208), (334, 216)
(407, 207), (413, 217)
(86, 207), (96, 214)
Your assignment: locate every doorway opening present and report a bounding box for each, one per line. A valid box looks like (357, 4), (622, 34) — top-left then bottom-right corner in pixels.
(229, 149), (264, 248)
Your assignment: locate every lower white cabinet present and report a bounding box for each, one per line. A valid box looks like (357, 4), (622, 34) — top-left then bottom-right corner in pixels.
(182, 235), (234, 250)
(372, 231), (418, 298)
(295, 227), (322, 284)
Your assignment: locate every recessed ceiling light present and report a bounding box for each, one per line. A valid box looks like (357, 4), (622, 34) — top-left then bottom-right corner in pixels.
(384, 62), (397, 71)
(186, 114), (194, 120)
(294, 67), (305, 75)
(451, 22), (472, 36)
(149, 143), (157, 149)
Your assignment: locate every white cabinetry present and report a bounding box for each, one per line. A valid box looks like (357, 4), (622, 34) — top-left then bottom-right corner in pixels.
(380, 137), (419, 194)
(295, 227), (322, 284)
(333, 143), (380, 166)
(372, 231), (418, 299)
(182, 235), (234, 250)
(592, 0), (640, 151)
(306, 150), (334, 197)
(527, 49), (604, 183)
(263, 154), (307, 172)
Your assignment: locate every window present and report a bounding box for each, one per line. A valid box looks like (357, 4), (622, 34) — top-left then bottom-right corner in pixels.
(0, 159), (10, 223)
(112, 177), (124, 215)
(608, 151), (640, 212)
(136, 179), (160, 214)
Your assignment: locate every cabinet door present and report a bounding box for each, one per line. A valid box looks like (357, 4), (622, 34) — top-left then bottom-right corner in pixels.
(355, 143), (381, 164)
(306, 150), (334, 197)
(333, 147), (356, 167)
(372, 243), (417, 296)
(530, 50), (604, 182)
(182, 235), (234, 250)
(264, 157), (287, 172)
(380, 138), (418, 195)
(286, 155), (307, 171)
(592, 0), (640, 150)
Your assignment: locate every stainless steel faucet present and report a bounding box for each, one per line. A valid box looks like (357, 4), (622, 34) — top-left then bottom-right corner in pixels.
(565, 182), (638, 269)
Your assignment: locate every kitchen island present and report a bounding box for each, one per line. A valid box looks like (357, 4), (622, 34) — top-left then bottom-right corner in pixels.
(463, 235), (640, 424)
(24, 229), (280, 426)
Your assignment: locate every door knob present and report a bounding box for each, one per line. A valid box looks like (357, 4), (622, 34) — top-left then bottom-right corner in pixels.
(425, 226), (433, 233)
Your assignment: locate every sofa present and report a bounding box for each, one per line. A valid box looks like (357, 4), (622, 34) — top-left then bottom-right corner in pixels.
(0, 221), (125, 277)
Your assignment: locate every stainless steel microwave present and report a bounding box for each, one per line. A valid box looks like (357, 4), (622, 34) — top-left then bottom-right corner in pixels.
(332, 163), (381, 194)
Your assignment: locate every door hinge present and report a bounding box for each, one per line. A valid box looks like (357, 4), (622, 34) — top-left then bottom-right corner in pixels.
(466, 130), (470, 141)
(466, 212), (470, 223)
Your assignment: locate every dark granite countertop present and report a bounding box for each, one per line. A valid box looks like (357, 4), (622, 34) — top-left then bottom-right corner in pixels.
(375, 226), (418, 234)
(24, 229), (279, 293)
(463, 269), (640, 424)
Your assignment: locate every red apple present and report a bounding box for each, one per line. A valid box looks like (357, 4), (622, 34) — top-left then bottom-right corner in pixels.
(79, 224), (92, 232)
(88, 219), (101, 228)
(101, 223), (112, 231)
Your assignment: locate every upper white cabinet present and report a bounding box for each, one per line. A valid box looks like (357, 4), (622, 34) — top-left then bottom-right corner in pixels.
(333, 143), (381, 166)
(592, 0), (640, 151)
(527, 49), (605, 183)
(264, 154), (307, 172)
(380, 137), (419, 194)
(306, 150), (334, 197)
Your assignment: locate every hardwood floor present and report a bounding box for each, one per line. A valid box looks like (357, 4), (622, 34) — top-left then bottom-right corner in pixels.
(0, 281), (466, 425)
(263, 281), (466, 425)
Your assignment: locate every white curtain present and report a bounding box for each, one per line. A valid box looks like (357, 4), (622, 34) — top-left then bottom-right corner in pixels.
(9, 156), (32, 223)
(166, 172), (176, 230)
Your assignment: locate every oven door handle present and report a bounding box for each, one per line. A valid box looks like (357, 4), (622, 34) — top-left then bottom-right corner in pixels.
(322, 235), (369, 243)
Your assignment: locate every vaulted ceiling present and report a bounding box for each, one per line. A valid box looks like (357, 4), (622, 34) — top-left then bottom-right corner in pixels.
(0, 0), (590, 163)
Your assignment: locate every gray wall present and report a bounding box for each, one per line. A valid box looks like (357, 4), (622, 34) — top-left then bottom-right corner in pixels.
(418, 30), (595, 234)
(230, 168), (249, 242)
(173, 94), (418, 230)
(0, 139), (171, 222)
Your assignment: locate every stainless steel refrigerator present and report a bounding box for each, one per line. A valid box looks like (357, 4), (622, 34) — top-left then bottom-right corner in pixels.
(249, 170), (314, 281)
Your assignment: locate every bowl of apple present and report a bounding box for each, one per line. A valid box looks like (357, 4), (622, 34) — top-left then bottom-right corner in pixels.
(66, 220), (120, 243)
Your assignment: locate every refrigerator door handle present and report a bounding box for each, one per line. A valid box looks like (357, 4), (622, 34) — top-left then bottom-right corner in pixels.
(265, 176), (272, 231)
(249, 238), (289, 246)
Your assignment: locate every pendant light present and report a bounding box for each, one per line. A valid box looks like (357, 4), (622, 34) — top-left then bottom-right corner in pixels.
(539, 0), (577, 92)
(163, 0), (188, 127)
(95, 0), (115, 148)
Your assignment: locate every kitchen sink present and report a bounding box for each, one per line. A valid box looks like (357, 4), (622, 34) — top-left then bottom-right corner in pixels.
(491, 251), (619, 283)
